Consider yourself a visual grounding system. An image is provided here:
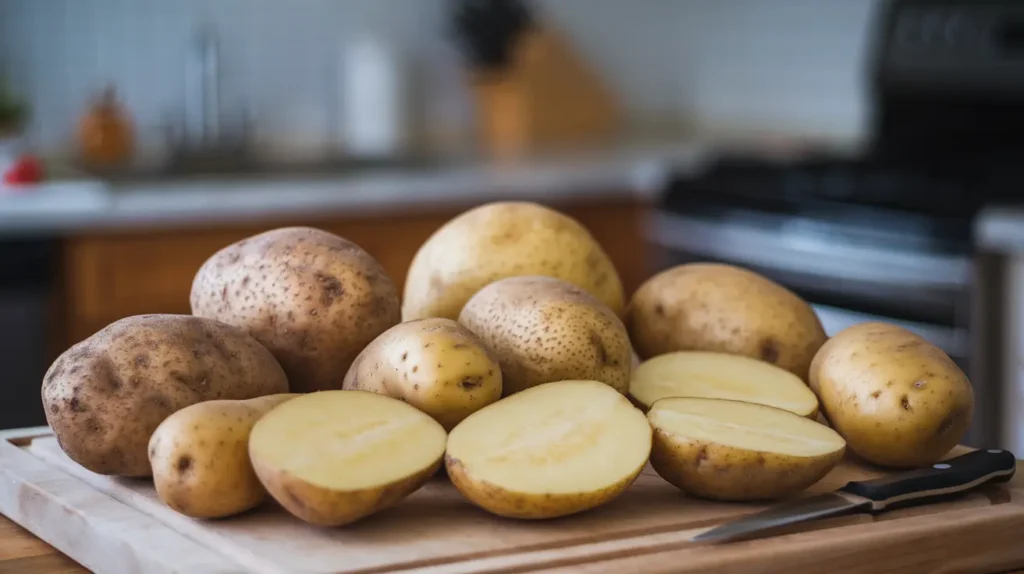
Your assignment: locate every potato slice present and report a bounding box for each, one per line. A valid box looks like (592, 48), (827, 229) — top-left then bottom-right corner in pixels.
(630, 351), (819, 417)
(249, 390), (447, 526)
(648, 397), (845, 501)
(445, 380), (651, 519)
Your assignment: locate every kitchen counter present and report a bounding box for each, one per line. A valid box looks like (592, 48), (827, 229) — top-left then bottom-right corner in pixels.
(0, 143), (708, 235)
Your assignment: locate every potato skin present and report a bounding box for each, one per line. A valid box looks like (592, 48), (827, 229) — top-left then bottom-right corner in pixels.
(458, 276), (632, 396)
(627, 263), (826, 381)
(41, 314), (290, 477)
(810, 322), (974, 468)
(251, 452), (441, 527)
(402, 202), (624, 322)
(190, 226), (401, 393)
(148, 394), (298, 518)
(445, 455), (643, 519)
(343, 318), (502, 430)
(649, 430), (843, 501)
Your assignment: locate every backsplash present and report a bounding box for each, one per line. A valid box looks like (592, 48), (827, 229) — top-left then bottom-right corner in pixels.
(0, 0), (878, 154)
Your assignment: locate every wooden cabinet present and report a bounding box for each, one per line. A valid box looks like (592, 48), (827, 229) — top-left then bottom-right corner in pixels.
(58, 198), (651, 349)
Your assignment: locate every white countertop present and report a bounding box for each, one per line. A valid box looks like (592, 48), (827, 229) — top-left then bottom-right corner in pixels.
(0, 143), (708, 235)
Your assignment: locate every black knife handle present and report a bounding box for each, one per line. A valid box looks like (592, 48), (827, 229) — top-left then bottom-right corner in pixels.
(838, 449), (1017, 513)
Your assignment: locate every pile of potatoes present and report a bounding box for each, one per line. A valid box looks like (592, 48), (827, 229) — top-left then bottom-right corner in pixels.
(40, 200), (975, 526)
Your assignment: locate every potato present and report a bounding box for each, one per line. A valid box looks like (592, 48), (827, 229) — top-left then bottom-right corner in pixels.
(648, 397), (846, 501)
(249, 390), (446, 527)
(148, 394), (299, 518)
(809, 322), (974, 468)
(41, 314), (290, 477)
(190, 226), (401, 393)
(402, 201), (624, 322)
(445, 380), (651, 519)
(630, 351), (819, 418)
(343, 318), (502, 430)
(626, 263), (827, 381)
(458, 276), (632, 396)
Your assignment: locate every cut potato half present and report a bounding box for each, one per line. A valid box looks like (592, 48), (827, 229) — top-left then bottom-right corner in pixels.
(445, 380), (651, 519)
(630, 351), (819, 417)
(648, 397), (845, 501)
(249, 390), (447, 526)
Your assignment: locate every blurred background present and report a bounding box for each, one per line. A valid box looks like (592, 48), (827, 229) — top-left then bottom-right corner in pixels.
(0, 0), (1021, 453)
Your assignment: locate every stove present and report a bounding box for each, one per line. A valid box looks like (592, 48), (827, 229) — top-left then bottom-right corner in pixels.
(652, 0), (1024, 449)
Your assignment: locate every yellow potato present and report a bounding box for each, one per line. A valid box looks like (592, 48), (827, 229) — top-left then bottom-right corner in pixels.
(629, 351), (819, 418)
(191, 226), (401, 393)
(249, 390), (446, 527)
(403, 201), (624, 321)
(648, 397), (846, 501)
(148, 394), (299, 518)
(626, 263), (826, 381)
(445, 380), (651, 519)
(41, 314), (290, 477)
(809, 322), (974, 468)
(458, 276), (632, 396)
(343, 318), (502, 430)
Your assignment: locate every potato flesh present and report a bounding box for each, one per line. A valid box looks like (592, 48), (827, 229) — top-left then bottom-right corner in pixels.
(630, 351), (818, 416)
(447, 380), (651, 494)
(250, 391), (447, 490)
(648, 398), (844, 457)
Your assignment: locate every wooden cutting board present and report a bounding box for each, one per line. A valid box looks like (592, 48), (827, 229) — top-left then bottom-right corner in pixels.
(2, 426), (1024, 574)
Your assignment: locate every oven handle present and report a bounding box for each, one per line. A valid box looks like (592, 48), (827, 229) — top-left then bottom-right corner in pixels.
(811, 303), (969, 359)
(648, 212), (972, 291)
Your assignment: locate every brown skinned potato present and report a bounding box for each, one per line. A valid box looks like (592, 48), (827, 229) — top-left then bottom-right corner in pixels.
(458, 276), (632, 396)
(41, 314), (290, 477)
(148, 394), (299, 518)
(627, 263), (827, 381)
(402, 201), (625, 322)
(809, 322), (974, 468)
(190, 226), (401, 393)
(343, 318), (502, 430)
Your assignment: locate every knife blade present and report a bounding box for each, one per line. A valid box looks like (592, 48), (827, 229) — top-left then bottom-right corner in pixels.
(691, 447), (1017, 544)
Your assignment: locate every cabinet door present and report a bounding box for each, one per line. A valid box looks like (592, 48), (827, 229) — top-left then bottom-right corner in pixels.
(60, 198), (649, 348)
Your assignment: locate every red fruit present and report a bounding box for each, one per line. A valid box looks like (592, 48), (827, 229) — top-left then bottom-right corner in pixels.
(3, 155), (44, 185)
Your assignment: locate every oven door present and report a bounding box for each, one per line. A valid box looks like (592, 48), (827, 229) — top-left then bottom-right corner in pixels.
(645, 210), (992, 446)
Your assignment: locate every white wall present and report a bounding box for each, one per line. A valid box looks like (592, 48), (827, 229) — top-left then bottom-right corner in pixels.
(0, 0), (879, 154)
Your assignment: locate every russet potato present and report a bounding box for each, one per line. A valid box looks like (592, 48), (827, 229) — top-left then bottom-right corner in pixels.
(343, 318), (502, 430)
(458, 276), (632, 396)
(648, 397), (846, 501)
(148, 394), (299, 518)
(402, 201), (624, 322)
(249, 390), (447, 527)
(190, 226), (401, 393)
(445, 380), (651, 519)
(629, 351), (819, 418)
(809, 322), (974, 468)
(41, 314), (290, 477)
(627, 263), (826, 381)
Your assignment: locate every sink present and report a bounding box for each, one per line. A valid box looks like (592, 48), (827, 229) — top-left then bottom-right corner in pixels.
(79, 150), (453, 187)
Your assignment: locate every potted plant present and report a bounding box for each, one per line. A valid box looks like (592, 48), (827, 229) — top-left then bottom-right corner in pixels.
(0, 76), (29, 139)
(0, 77), (41, 185)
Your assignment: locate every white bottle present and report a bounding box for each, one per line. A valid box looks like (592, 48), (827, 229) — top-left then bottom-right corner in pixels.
(337, 35), (407, 159)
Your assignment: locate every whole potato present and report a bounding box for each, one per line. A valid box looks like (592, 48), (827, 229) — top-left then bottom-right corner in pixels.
(148, 394), (298, 518)
(402, 201), (624, 322)
(627, 263), (826, 381)
(343, 318), (502, 430)
(458, 276), (631, 396)
(190, 226), (401, 393)
(41, 314), (290, 477)
(810, 322), (974, 468)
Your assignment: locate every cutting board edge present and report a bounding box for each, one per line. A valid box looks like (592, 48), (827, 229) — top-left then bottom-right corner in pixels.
(0, 427), (245, 574)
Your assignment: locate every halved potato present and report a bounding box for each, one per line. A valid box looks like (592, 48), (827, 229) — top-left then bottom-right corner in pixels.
(249, 390), (447, 526)
(648, 397), (845, 501)
(445, 380), (651, 519)
(630, 351), (819, 417)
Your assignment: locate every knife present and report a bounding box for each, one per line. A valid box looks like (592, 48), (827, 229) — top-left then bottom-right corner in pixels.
(691, 448), (1017, 544)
